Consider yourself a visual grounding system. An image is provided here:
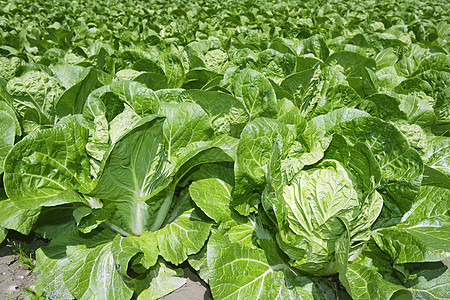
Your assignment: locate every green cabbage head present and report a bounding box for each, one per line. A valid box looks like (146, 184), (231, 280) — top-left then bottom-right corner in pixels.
(266, 158), (383, 276)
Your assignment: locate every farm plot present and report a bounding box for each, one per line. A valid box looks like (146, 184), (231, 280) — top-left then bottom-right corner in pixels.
(0, 0), (449, 299)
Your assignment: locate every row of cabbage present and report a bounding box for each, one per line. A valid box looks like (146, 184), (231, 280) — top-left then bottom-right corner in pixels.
(0, 0), (449, 299)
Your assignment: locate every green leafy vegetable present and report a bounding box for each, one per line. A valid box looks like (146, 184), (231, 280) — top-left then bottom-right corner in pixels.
(0, 0), (448, 299)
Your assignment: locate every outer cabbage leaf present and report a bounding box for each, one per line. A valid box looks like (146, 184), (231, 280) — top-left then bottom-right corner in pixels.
(276, 98), (304, 131)
(161, 53), (185, 88)
(134, 72), (168, 91)
(233, 118), (294, 215)
(375, 48), (398, 70)
(189, 178), (236, 224)
(303, 108), (370, 146)
(341, 241), (409, 300)
(183, 39), (226, 72)
(4, 122), (92, 209)
(180, 90), (249, 138)
(56, 67), (101, 117)
(154, 88), (184, 103)
(33, 206), (78, 240)
(280, 68), (315, 101)
(207, 232), (322, 300)
(397, 93), (435, 126)
(35, 217), (180, 300)
(296, 108), (370, 168)
(183, 68), (222, 90)
(134, 259), (186, 300)
(325, 51), (376, 78)
(0, 99), (21, 136)
(0, 197), (40, 235)
(89, 115), (170, 236)
(373, 216), (450, 264)
(158, 102), (214, 163)
(314, 84), (362, 118)
(344, 261), (408, 300)
(332, 117), (424, 225)
(231, 68), (277, 120)
(63, 230), (133, 300)
(359, 93), (406, 121)
(402, 186), (450, 223)
(0, 111), (15, 174)
(156, 207), (212, 265)
(422, 137), (450, 189)
(34, 236), (75, 299)
(7, 70), (63, 124)
(302, 35), (329, 60)
(111, 231), (159, 274)
(50, 65), (85, 89)
(188, 246), (209, 283)
(343, 241), (450, 300)
(296, 56), (325, 72)
(108, 106), (142, 144)
(146, 102), (235, 232)
(257, 49), (296, 84)
(405, 262), (450, 299)
(83, 81), (160, 125)
(280, 65), (350, 120)
(36, 226), (136, 300)
(0, 57), (21, 81)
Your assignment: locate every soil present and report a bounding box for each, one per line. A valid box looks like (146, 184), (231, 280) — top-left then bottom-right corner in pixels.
(0, 233), (46, 299)
(161, 267), (212, 300)
(444, 253), (450, 268)
(0, 248), (34, 299)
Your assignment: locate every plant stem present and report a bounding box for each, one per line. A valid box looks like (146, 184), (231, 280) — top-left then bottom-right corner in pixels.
(166, 191), (190, 224)
(149, 184), (176, 232)
(103, 221), (133, 237)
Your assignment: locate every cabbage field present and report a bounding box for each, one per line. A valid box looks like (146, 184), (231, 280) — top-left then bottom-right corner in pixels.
(0, 0), (449, 299)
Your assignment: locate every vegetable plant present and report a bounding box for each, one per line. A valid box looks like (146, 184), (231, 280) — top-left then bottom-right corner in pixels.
(0, 0), (448, 299)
